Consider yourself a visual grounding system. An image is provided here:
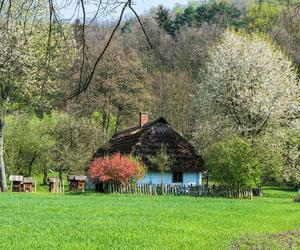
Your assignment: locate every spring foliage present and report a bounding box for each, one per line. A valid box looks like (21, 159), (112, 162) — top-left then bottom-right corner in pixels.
(207, 136), (261, 188)
(89, 153), (145, 184)
(149, 144), (174, 185)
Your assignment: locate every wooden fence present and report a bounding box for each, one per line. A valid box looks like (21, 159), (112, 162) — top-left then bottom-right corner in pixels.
(100, 183), (253, 199)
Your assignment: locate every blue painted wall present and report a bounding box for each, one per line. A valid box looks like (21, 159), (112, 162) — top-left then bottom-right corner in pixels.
(137, 171), (202, 185)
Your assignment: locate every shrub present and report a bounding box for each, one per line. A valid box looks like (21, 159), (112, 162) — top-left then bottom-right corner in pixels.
(89, 153), (145, 184)
(207, 136), (261, 189)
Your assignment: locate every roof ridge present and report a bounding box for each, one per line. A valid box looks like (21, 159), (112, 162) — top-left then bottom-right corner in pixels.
(113, 117), (168, 138)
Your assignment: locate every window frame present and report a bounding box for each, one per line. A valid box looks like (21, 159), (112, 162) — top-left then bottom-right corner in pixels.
(172, 171), (183, 183)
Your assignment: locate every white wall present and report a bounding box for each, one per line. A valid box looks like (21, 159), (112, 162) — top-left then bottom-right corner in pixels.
(138, 171), (202, 185)
(137, 172), (172, 185)
(183, 172), (202, 185)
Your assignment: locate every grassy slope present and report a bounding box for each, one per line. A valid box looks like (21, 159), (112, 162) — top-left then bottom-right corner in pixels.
(0, 188), (299, 250)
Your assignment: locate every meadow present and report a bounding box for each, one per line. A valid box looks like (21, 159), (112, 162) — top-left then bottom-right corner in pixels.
(0, 188), (299, 250)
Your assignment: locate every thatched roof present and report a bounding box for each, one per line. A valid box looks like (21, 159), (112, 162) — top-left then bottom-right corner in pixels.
(95, 117), (204, 172)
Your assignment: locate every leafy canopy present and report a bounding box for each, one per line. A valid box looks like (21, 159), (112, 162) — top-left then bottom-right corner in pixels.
(149, 144), (174, 175)
(207, 136), (261, 188)
(195, 30), (299, 139)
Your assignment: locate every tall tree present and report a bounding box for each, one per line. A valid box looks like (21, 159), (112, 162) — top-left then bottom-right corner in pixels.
(70, 39), (152, 139)
(44, 111), (103, 180)
(0, 14), (76, 191)
(244, 2), (279, 33)
(0, 25), (27, 191)
(194, 30), (299, 150)
(4, 114), (55, 177)
(155, 5), (175, 36)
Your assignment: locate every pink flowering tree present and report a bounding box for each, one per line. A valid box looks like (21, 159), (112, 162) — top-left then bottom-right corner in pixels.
(89, 153), (145, 184)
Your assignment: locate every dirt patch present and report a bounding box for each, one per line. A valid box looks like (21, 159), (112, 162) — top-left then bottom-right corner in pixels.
(231, 230), (300, 250)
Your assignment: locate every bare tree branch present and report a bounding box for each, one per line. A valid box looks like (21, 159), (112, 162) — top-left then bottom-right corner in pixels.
(78, 0), (87, 94)
(69, 0), (131, 98)
(128, 3), (153, 50)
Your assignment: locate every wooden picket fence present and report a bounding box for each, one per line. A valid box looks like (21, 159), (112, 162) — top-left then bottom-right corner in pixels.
(100, 183), (253, 199)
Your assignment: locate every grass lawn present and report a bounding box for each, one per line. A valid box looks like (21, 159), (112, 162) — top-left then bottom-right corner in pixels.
(0, 187), (299, 249)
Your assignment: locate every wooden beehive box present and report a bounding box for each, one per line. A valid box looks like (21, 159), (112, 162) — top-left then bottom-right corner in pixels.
(9, 175), (24, 192)
(48, 177), (61, 193)
(68, 175), (87, 192)
(23, 177), (35, 192)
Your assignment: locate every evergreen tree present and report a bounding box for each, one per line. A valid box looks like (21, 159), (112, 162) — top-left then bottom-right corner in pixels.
(155, 5), (175, 36)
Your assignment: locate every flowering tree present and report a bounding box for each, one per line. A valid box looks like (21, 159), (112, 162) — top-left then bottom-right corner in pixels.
(89, 153), (145, 184)
(194, 30), (299, 148)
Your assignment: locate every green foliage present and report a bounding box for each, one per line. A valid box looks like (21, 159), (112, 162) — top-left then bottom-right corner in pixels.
(244, 3), (279, 32)
(128, 155), (147, 180)
(4, 112), (103, 177)
(43, 111), (103, 176)
(253, 138), (284, 185)
(155, 1), (242, 36)
(85, 40), (152, 140)
(207, 136), (261, 188)
(281, 125), (300, 187)
(155, 5), (175, 36)
(5, 114), (55, 176)
(91, 111), (117, 139)
(149, 144), (174, 185)
(0, 188), (299, 249)
(149, 144), (173, 174)
(121, 20), (133, 33)
(194, 1), (242, 27)
(174, 5), (196, 29)
(0, 0), (299, 192)
(254, 143), (284, 185)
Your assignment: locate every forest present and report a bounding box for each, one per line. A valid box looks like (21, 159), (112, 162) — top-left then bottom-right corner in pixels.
(0, 0), (299, 191)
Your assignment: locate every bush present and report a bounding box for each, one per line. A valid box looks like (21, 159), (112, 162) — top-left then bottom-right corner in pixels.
(207, 136), (261, 189)
(89, 153), (145, 184)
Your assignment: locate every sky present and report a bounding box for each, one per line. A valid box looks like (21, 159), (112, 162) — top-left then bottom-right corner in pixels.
(131, 0), (189, 14)
(59, 0), (190, 21)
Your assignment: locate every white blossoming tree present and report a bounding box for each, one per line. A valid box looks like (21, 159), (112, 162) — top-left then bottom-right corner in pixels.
(194, 30), (299, 151)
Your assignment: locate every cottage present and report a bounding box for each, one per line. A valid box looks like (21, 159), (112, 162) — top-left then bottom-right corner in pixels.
(68, 175), (87, 192)
(95, 113), (204, 185)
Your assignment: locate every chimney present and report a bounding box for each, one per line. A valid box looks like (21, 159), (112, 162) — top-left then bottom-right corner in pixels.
(139, 112), (148, 127)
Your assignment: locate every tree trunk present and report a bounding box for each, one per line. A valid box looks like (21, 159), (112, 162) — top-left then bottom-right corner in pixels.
(160, 172), (164, 195)
(0, 120), (7, 192)
(43, 171), (48, 185)
(206, 171), (209, 187)
(27, 151), (37, 177)
(115, 112), (120, 133)
(59, 167), (63, 182)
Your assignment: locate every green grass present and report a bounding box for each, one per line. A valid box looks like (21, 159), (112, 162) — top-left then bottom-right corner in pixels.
(0, 188), (299, 249)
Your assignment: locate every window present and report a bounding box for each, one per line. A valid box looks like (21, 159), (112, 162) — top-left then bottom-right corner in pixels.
(172, 171), (183, 183)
